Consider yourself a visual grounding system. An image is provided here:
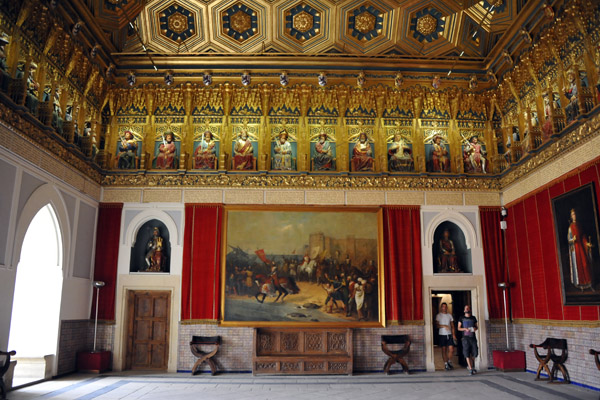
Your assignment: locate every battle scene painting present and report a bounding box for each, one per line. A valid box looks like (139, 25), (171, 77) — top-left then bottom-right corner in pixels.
(221, 207), (384, 327)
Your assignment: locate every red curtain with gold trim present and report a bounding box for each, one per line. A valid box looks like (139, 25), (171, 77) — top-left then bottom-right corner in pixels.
(479, 206), (505, 319)
(383, 206), (423, 322)
(181, 204), (223, 321)
(91, 203), (123, 321)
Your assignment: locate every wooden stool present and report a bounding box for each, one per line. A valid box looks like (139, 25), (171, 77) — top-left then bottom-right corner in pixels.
(529, 338), (570, 383)
(590, 349), (600, 371)
(381, 335), (411, 374)
(190, 336), (221, 376)
(0, 350), (16, 400)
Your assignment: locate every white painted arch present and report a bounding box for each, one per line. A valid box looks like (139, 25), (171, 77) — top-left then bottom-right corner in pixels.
(423, 210), (478, 250)
(11, 183), (71, 275)
(123, 209), (180, 249)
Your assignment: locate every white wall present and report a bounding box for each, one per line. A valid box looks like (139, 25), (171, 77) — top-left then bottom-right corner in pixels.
(112, 204), (184, 372)
(420, 205), (489, 372)
(0, 147), (99, 376)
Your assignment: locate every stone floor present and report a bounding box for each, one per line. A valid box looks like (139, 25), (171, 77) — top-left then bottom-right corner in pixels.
(6, 371), (599, 400)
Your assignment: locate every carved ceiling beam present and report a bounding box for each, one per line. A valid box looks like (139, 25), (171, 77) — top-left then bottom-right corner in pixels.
(483, 0), (551, 72)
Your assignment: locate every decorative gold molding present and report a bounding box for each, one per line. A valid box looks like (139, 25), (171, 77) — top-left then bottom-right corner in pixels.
(0, 103), (102, 183)
(499, 318), (600, 328)
(386, 320), (425, 326)
(499, 112), (600, 189)
(101, 173), (502, 191)
(181, 319), (220, 325)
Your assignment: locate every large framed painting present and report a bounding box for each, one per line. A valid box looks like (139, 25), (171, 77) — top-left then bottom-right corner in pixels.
(551, 183), (600, 305)
(221, 206), (385, 327)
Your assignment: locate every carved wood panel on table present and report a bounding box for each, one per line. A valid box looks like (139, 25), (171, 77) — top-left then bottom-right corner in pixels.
(253, 328), (353, 375)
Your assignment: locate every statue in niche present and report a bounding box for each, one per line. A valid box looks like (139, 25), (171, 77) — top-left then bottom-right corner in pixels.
(438, 229), (461, 273)
(17, 61), (39, 115)
(194, 130), (217, 169)
(564, 70), (581, 124)
(233, 129), (255, 170)
(0, 33), (10, 91)
(351, 132), (374, 171)
(47, 87), (63, 134)
(313, 131), (334, 171)
(429, 135), (450, 172)
(542, 94), (553, 138)
(145, 227), (167, 272)
(272, 130), (293, 170)
(117, 130), (138, 169)
(388, 133), (413, 172)
(130, 220), (171, 273)
(463, 135), (487, 174)
(155, 130), (177, 169)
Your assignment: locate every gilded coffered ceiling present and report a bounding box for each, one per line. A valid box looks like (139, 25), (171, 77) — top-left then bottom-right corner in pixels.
(77, 0), (541, 74)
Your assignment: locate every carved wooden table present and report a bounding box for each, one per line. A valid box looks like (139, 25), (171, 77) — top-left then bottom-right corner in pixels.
(253, 328), (353, 375)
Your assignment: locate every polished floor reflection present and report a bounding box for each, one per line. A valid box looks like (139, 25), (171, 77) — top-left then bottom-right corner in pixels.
(6, 370), (599, 400)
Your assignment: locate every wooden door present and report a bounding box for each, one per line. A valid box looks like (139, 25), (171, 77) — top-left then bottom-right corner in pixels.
(125, 290), (170, 370)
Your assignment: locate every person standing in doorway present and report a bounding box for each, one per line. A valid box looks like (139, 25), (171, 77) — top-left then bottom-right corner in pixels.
(435, 302), (457, 370)
(458, 304), (479, 375)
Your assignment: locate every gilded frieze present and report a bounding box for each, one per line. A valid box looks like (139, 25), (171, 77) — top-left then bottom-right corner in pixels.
(100, 172), (501, 191)
(2, 0), (600, 198)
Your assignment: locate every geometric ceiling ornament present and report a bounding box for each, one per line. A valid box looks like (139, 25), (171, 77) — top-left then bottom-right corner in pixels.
(158, 3), (198, 43)
(286, 3), (321, 42)
(348, 4), (383, 41)
(135, 0), (207, 53)
(211, 0), (268, 52)
(276, 0), (332, 53)
(222, 3), (259, 43)
(397, 0), (458, 57)
(410, 7), (445, 43)
(339, 0), (395, 54)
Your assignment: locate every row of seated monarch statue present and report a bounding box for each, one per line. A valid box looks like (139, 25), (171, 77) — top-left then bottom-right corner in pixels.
(113, 128), (493, 174)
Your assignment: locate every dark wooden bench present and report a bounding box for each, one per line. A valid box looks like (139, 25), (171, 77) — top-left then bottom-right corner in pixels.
(590, 349), (600, 371)
(381, 335), (411, 374)
(190, 336), (221, 376)
(529, 338), (570, 383)
(0, 350), (16, 400)
(253, 328), (353, 375)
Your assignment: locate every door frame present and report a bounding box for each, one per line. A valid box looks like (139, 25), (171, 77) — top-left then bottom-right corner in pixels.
(113, 278), (180, 372)
(124, 290), (171, 370)
(423, 275), (489, 372)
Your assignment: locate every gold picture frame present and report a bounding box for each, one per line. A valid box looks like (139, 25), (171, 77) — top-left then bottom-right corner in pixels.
(220, 205), (385, 327)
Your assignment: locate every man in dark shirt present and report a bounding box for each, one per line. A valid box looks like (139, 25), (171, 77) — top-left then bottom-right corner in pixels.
(458, 304), (478, 375)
